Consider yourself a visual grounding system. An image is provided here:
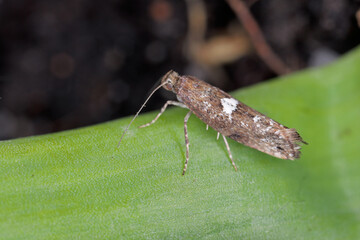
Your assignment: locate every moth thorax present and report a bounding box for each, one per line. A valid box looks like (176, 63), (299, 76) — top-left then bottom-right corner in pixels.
(161, 70), (179, 92)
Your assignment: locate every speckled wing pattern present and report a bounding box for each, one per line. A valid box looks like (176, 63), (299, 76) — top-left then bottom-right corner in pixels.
(175, 75), (306, 160)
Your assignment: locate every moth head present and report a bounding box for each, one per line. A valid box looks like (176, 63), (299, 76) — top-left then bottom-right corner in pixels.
(117, 70), (181, 147)
(161, 70), (179, 92)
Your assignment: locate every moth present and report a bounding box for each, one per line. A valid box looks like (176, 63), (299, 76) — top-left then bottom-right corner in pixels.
(119, 70), (307, 175)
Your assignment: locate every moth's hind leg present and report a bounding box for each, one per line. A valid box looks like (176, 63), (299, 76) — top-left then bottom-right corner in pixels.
(139, 101), (187, 128)
(222, 134), (238, 172)
(182, 111), (192, 175)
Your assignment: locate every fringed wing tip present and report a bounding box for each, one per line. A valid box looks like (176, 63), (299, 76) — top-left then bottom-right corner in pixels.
(287, 128), (307, 159)
(288, 128), (307, 144)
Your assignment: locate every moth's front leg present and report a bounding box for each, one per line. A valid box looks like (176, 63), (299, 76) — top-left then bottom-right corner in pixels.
(139, 101), (187, 128)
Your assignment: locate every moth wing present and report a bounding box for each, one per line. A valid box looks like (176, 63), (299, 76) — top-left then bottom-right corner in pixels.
(175, 75), (305, 160)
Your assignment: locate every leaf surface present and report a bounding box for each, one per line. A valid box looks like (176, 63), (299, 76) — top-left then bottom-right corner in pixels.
(1, 47), (360, 239)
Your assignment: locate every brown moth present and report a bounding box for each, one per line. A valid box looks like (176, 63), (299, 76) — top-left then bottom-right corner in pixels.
(119, 70), (307, 175)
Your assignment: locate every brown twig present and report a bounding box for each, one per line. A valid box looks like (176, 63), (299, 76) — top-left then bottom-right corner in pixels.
(225, 0), (292, 75)
(356, 9), (360, 28)
(184, 0), (207, 59)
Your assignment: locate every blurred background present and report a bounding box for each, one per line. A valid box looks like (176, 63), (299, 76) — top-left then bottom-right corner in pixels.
(0, 0), (359, 140)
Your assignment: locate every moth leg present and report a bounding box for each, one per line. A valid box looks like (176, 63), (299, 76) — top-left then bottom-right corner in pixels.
(139, 101), (187, 128)
(222, 134), (238, 172)
(217, 132), (220, 140)
(206, 124), (209, 130)
(182, 111), (192, 175)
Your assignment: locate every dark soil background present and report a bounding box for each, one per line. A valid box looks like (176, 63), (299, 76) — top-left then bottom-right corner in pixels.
(0, 0), (359, 140)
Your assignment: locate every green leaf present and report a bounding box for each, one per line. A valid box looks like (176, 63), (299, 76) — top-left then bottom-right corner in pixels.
(1, 46), (360, 239)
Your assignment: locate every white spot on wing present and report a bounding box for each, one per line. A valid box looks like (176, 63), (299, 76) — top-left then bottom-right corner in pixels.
(265, 126), (272, 132)
(221, 98), (238, 121)
(253, 115), (261, 123)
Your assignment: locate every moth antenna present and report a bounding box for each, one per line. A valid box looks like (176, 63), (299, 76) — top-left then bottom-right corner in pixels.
(145, 78), (161, 96)
(117, 80), (168, 147)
